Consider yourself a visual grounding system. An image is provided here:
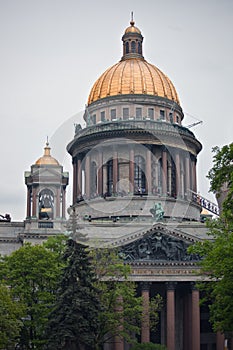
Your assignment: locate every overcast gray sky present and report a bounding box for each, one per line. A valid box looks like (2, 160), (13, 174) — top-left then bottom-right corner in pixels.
(0, 0), (232, 220)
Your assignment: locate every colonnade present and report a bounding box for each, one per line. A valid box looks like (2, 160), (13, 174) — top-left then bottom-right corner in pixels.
(114, 282), (225, 350)
(72, 146), (197, 204)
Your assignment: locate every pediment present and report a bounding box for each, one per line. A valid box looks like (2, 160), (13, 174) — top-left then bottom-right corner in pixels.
(117, 224), (200, 263)
(32, 168), (62, 179)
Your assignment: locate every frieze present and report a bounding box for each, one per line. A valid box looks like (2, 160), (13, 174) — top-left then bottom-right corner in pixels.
(131, 268), (199, 276)
(119, 230), (200, 262)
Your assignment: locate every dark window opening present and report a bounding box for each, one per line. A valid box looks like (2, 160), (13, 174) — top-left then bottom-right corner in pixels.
(38, 189), (54, 220)
(123, 108), (129, 120)
(169, 112), (173, 123)
(148, 108), (154, 119)
(107, 159), (113, 195)
(134, 155), (146, 194)
(136, 108), (142, 119)
(101, 111), (105, 122)
(160, 110), (165, 120)
(138, 42), (142, 54)
(110, 109), (116, 120)
(126, 42), (129, 54)
(131, 41), (136, 53)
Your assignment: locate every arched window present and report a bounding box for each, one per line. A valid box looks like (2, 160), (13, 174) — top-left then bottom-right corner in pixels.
(107, 159), (113, 195)
(138, 42), (142, 54)
(126, 42), (129, 54)
(90, 161), (97, 197)
(38, 189), (54, 219)
(131, 41), (136, 53)
(134, 156), (146, 193)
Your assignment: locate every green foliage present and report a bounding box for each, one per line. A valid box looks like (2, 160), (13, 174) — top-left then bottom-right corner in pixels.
(131, 342), (167, 350)
(0, 242), (62, 349)
(45, 239), (101, 350)
(91, 248), (163, 348)
(43, 234), (68, 258)
(190, 143), (233, 333)
(0, 284), (25, 349)
(207, 143), (233, 221)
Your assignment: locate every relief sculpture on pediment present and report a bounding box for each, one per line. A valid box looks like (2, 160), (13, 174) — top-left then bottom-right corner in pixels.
(119, 231), (199, 262)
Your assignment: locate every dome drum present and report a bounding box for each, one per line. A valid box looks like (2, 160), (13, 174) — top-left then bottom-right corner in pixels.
(84, 94), (184, 126)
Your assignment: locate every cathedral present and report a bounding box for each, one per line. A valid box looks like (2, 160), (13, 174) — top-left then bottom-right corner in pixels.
(0, 18), (226, 350)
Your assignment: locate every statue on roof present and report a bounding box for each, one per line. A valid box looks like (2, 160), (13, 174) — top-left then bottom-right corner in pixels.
(150, 203), (164, 221)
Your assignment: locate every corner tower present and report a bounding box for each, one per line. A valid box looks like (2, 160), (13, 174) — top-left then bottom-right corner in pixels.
(24, 141), (69, 239)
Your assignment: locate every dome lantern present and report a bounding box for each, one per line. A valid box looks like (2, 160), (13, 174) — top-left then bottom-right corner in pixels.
(121, 13), (144, 60)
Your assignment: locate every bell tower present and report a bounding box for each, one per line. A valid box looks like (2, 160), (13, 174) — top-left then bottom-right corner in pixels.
(24, 141), (69, 237)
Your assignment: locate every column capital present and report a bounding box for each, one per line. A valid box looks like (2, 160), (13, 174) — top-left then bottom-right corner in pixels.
(166, 281), (177, 291)
(140, 282), (151, 292)
(190, 282), (199, 291)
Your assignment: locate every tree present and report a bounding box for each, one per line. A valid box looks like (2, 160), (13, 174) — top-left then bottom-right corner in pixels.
(91, 248), (163, 348)
(0, 284), (25, 349)
(45, 239), (101, 350)
(0, 243), (62, 349)
(207, 143), (233, 219)
(189, 143), (233, 334)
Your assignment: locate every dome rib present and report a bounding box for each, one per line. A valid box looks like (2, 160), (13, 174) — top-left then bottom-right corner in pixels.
(118, 60), (127, 94)
(143, 61), (157, 95)
(107, 62), (121, 96)
(137, 60), (147, 94)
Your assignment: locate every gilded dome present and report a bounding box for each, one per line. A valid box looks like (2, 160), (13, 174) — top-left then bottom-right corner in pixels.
(87, 20), (180, 106)
(125, 20), (141, 34)
(36, 142), (59, 166)
(88, 59), (180, 105)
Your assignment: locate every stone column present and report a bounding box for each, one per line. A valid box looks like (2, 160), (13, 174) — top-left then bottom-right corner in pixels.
(98, 151), (103, 195)
(191, 284), (200, 350)
(113, 150), (118, 193)
(183, 291), (192, 350)
(77, 158), (82, 197)
(216, 331), (224, 350)
(162, 149), (167, 195)
(129, 148), (134, 193)
(191, 158), (197, 193)
(32, 188), (37, 217)
(85, 155), (90, 198)
(146, 147), (152, 194)
(185, 155), (190, 196)
(166, 282), (176, 350)
(56, 188), (61, 218)
(26, 187), (31, 218)
(167, 163), (172, 196)
(141, 283), (150, 343)
(114, 295), (124, 350)
(72, 158), (77, 204)
(175, 152), (181, 197)
(62, 188), (66, 218)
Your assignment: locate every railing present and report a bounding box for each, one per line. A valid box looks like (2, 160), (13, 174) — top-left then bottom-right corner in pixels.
(74, 119), (195, 140)
(189, 190), (219, 216)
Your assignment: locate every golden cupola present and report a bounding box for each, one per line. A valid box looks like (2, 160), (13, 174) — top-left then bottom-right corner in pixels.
(88, 19), (180, 106)
(35, 141), (59, 166)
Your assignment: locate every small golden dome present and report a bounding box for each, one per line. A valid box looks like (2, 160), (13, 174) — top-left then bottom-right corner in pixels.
(88, 58), (180, 105)
(125, 20), (141, 34)
(35, 142), (59, 166)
